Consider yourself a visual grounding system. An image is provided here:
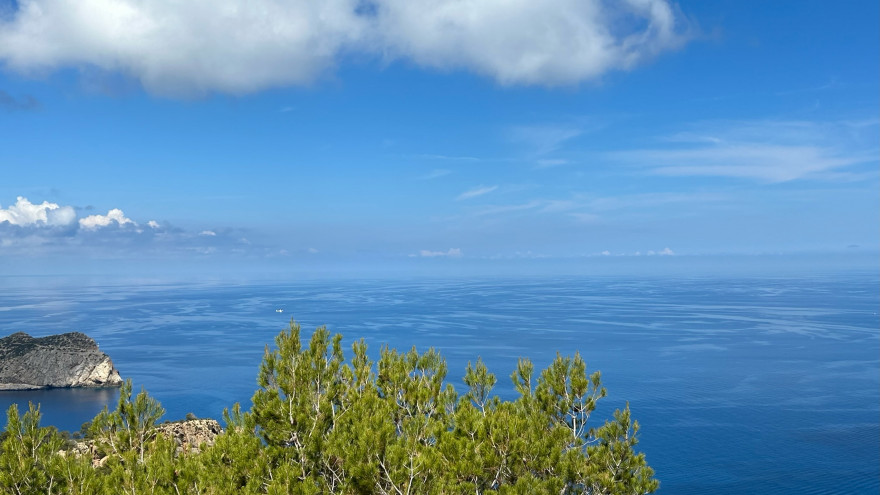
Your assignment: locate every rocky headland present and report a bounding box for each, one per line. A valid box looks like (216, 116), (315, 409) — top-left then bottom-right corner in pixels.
(0, 332), (123, 390)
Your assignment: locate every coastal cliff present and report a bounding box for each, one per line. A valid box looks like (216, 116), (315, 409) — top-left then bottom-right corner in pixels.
(0, 332), (123, 390)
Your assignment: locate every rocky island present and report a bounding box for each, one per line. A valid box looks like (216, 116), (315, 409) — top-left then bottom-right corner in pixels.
(0, 332), (123, 390)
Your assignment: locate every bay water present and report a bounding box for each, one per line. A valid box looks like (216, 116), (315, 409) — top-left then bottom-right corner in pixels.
(1, 274), (877, 493)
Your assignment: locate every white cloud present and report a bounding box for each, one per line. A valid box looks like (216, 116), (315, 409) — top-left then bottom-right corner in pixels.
(0, 0), (366, 96)
(79, 208), (137, 229)
(0, 196), (266, 258)
(623, 145), (859, 182)
(659, 247), (674, 256)
(1, 197), (142, 231)
(375, 0), (686, 87)
(49, 206), (77, 226)
(417, 248), (463, 258)
(457, 185), (498, 201)
(0, 196), (76, 226)
(0, 0), (688, 95)
(610, 120), (879, 183)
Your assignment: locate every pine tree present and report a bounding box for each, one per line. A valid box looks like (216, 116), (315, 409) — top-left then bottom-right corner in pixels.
(1, 320), (658, 494)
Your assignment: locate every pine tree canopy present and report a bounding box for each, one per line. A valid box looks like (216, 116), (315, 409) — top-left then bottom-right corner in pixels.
(1, 321), (659, 494)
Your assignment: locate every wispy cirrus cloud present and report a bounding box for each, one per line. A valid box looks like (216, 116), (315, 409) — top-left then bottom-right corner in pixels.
(456, 185), (498, 201)
(508, 124), (583, 156)
(0, 0), (689, 96)
(583, 191), (726, 212)
(472, 200), (543, 217)
(609, 119), (879, 183)
(419, 169), (452, 180)
(467, 192), (722, 220)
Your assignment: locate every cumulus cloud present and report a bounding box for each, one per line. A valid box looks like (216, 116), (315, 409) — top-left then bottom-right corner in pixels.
(0, 0), (688, 95)
(0, 196), (269, 259)
(0, 196), (75, 226)
(79, 208), (137, 229)
(415, 248), (463, 258)
(0, 0), (364, 95)
(374, 0), (686, 86)
(457, 185), (498, 201)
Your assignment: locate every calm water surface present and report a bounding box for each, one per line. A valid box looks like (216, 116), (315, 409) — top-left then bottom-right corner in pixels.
(1, 274), (877, 494)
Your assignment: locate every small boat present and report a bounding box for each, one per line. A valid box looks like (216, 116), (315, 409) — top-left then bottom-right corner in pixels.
(275, 309), (284, 313)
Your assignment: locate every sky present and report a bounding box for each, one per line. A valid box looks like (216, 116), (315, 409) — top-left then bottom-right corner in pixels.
(0, 0), (878, 278)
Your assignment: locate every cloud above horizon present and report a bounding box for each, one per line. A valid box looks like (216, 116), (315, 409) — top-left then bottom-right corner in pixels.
(413, 248), (463, 258)
(79, 208), (137, 229)
(0, 196), (75, 227)
(0, 196), (249, 256)
(0, 0), (688, 95)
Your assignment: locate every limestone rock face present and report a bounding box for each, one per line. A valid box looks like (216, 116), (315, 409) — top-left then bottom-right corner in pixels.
(0, 332), (123, 390)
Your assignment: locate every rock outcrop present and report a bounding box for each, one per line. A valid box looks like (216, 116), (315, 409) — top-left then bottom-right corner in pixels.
(155, 419), (223, 453)
(0, 332), (123, 390)
(62, 418), (224, 466)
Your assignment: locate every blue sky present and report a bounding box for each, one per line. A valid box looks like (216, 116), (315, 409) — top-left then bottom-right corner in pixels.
(0, 0), (877, 278)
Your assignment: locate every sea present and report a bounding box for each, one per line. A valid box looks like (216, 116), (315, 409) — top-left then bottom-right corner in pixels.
(0, 273), (877, 494)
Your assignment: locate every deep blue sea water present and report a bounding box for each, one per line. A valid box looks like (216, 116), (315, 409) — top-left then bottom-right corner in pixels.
(1, 274), (877, 494)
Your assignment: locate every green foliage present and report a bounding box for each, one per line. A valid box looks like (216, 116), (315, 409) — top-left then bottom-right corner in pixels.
(0, 320), (658, 494)
(89, 379), (165, 465)
(0, 403), (65, 494)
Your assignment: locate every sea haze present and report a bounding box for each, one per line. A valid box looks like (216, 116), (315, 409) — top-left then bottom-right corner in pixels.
(1, 274), (877, 494)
